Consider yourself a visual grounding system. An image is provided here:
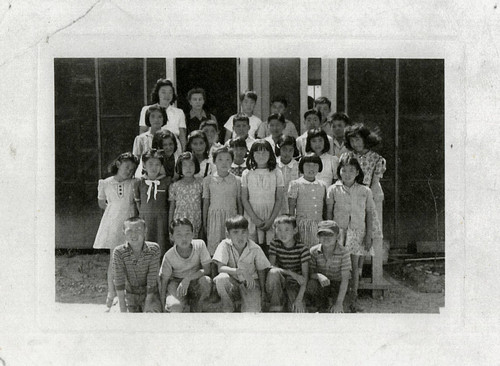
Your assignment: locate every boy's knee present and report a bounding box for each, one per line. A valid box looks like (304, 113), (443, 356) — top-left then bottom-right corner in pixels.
(214, 273), (230, 286)
(197, 276), (212, 295)
(165, 303), (184, 313)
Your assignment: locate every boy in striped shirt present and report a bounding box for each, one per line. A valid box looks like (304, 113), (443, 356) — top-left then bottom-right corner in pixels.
(266, 215), (310, 312)
(113, 217), (161, 313)
(306, 220), (353, 313)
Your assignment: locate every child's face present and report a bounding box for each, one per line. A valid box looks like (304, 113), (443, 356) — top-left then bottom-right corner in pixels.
(340, 164), (359, 186)
(241, 97), (256, 115)
(279, 144), (294, 164)
(149, 110), (164, 130)
(158, 85), (174, 105)
(202, 126), (218, 145)
(270, 101), (286, 115)
(332, 119), (346, 139)
(144, 157), (162, 178)
(171, 224), (194, 248)
(305, 114), (321, 130)
(349, 135), (365, 153)
(315, 103), (330, 121)
(233, 120), (250, 138)
(232, 146), (247, 163)
(162, 138), (176, 157)
(124, 221), (146, 246)
(310, 136), (325, 154)
(302, 162), (320, 181)
(215, 152), (233, 174)
(275, 223), (297, 244)
(190, 137), (207, 157)
(181, 159), (196, 178)
(268, 119), (285, 138)
(116, 160), (136, 180)
(318, 232), (338, 247)
(254, 148), (270, 167)
(189, 93), (205, 110)
(228, 228), (249, 247)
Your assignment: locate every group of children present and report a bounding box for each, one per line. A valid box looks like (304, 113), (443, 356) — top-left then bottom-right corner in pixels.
(93, 80), (386, 313)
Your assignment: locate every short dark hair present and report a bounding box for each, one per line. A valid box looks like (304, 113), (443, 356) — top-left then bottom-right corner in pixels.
(337, 154), (365, 184)
(123, 216), (146, 230)
(246, 139), (277, 171)
(298, 153), (323, 174)
(233, 113), (250, 126)
(314, 96), (331, 109)
(277, 135), (299, 158)
(273, 215), (301, 243)
(170, 218), (194, 234)
(239, 90), (258, 103)
(344, 123), (381, 150)
(304, 109), (322, 121)
(330, 112), (350, 124)
(270, 96), (288, 108)
(212, 146), (234, 162)
(225, 215), (249, 231)
(145, 104), (167, 127)
(267, 113), (286, 124)
(200, 119), (219, 132)
(152, 130), (178, 153)
(175, 152), (200, 176)
(108, 152), (138, 175)
(151, 78), (177, 105)
(228, 136), (248, 150)
(142, 149), (165, 166)
(187, 87), (206, 101)
(186, 130), (210, 160)
(305, 128), (331, 155)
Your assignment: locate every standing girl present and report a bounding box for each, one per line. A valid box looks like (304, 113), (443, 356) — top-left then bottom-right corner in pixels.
(276, 135), (299, 215)
(202, 146), (242, 256)
(93, 152), (139, 308)
(133, 104), (166, 178)
(241, 140), (284, 253)
(326, 155), (381, 311)
(152, 130), (178, 180)
(343, 123), (386, 241)
(186, 130), (213, 179)
(169, 152), (204, 238)
(305, 128), (339, 186)
(134, 150), (170, 257)
(288, 153), (327, 248)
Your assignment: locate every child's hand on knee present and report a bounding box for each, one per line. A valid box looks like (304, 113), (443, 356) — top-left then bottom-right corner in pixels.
(177, 278), (191, 297)
(317, 274), (330, 287)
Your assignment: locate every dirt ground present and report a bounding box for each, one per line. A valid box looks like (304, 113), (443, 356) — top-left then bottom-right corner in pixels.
(55, 251), (444, 313)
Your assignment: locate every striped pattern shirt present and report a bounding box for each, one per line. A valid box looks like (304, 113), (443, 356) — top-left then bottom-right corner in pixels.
(113, 241), (161, 294)
(269, 240), (310, 274)
(309, 244), (352, 281)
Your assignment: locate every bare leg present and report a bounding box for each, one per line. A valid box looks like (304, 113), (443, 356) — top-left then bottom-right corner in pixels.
(106, 252), (116, 308)
(358, 255), (365, 279)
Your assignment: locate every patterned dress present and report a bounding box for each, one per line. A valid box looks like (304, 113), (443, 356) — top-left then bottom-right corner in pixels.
(288, 177), (327, 248)
(169, 178), (203, 236)
(203, 173), (241, 255)
(93, 176), (137, 250)
(277, 157), (299, 215)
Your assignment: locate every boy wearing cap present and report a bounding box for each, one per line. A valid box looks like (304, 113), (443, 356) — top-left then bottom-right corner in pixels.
(306, 220), (353, 313)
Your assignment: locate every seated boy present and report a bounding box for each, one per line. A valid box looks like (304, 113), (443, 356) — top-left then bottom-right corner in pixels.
(266, 215), (310, 312)
(224, 114), (255, 151)
(224, 90), (262, 141)
(256, 96), (299, 139)
(159, 218), (212, 312)
(296, 109), (334, 156)
(213, 215), (271, 312)
(329, 112), (350, 158)
(228, 137), (248, 177)
(113, 217), (162, 313)
(306, 220), (353, 313)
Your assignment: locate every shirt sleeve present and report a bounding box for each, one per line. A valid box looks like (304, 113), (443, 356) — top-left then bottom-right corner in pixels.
(268, 241), (277, 257)
(374, 155), (386, 178)
(300, 246), (311, 263)
(340, 252), (352, 280)
(202, 176), (211, 199)
(256, 121), (268, 139)
(198, 241), (212, 265)
(325, 185), (335, 205)
(309, 248), (318, 274)
(275, 168), (285, 187)
(147, 245), (161, 293)
(97, 179), (106, 200)
(331, 156), (339, 179)
(255, 248), (271, 271)
(288, 179), (298, 199)
(132, 135), (141, 157)
(212, 241), (229, 265)
(235, 176), (242, 197)
(112, 248), (126, 291)
(159, 253), (173, 280)
(169, 182), (177, 202)
(177, 108), (186, 129)
(240, 169), (249, 188)
(138, 105), (148, 127)
(224, 115), (235, 132)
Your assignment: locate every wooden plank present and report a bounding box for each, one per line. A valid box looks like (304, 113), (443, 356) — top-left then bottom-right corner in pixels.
(416, 241), (445, 253)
